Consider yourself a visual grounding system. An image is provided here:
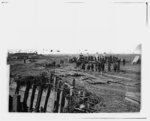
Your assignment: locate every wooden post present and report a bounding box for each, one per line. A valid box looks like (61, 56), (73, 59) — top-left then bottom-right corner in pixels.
(23, 83), (31, 112)
(43, 84), (51, 112)
(50, 76), (57, 112)
(68, 86), (74, 112)
(58, 84), (64, 113)
(62, 84), (70, 113)
(63, 95), (69, 112)
(72, 78), (75, 89)
(29, 84), (37, 112)
(12, 94), (21, 112)
(9, 95), (13, 112)
(43, 73), (52, 112)
(53, 76), (57, 106)
(35, 84), (44, 112)
(53, 76), (56, 88)
(53, 80), (61, 112)
(15, 81), (20, 94)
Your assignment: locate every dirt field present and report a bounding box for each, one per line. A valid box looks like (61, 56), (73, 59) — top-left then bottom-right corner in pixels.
(8, 54), (141, 112)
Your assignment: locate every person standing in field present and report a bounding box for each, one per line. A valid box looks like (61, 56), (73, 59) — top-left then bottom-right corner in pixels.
(91, 63), (94, 71)
(87, 64), (90, 71)
(98, 62), (101, 72)
(123, 59), (126, 66)
(114, 62), (117, 72)
(108, 60), (111, 71)
(117, 59), (121, 72)
(82, 63), (85, 70)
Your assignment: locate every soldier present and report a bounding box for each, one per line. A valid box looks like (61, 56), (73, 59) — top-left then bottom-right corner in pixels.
(123, 59), (126, 66)
(98, 62), (101, 72)
(114, 62), (117, 72)
(117, 59), (121, 71)
(91, 63), (94, 71)
(101, 61), (105, 72)
(76, 61), (81, 67)
(98, 56), (100, 61)
(108, 60), (111, 71)
(95, 62), (98, 71)
(24, 57), (26, 64)
(52, 61), (56, 67)
(87, 64), (90, 71)
(82, 63), (85, 70)
(95, 57), (97, 61)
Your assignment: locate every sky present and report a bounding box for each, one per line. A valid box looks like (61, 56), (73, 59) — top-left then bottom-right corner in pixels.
(0, 0), (148, 54)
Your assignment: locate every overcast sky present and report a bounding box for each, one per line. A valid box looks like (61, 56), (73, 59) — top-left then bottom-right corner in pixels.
(0, 0), (148, 54)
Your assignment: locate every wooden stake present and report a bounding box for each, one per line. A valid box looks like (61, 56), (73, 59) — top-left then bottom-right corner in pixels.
(72, 78), (75, 89)
(29, 84), (37, 112)
(12, 94), (21, 112)
(58, 84), (64, 113)
(23, 84), (31, 111)
(35, 85), (44, 112)
(15, 81), (20, 94)
(43, 84), (51, 112)
(43, 73), (52, 112)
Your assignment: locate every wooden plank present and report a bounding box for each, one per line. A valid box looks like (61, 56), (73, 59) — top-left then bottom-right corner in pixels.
(22, 84), (31, 111)
(12, 94), (21, 112)
(50, 89), (56, 112)
(58, 84), (64, 113)
(63, 96), (69, 112)
(35, 85), (44, 112)
(43, 84), (51, 112)
(50, 76), (57, 112)
(72, 78), (76, 89)
(29, 84), (37, 112)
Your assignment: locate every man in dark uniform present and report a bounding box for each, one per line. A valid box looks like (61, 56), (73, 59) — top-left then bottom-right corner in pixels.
(98, 62), (101, 72)
(114, 62), (117, 72)
(123, 59), (126, 66)
(82, 63), (85, 70)
(95, 62), (98, 72)
(91, 63), (94, 71)
(87, 64), (90, 71)
(101, 60), (105, 72)
(108, 60), (111, 71)
(117, 59), (121, 71)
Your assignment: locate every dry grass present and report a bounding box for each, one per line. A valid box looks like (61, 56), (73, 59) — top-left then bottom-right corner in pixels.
(8, 54), (141, 112)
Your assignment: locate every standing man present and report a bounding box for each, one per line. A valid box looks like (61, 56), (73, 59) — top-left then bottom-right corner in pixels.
(117, 59), (121, 71)
(123, 59), (126, 66)
(108, 60), (111, 71)
(91, 63), (94, 71)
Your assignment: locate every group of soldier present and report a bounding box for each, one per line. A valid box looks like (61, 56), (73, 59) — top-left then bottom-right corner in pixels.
(76, 55), (126, 73)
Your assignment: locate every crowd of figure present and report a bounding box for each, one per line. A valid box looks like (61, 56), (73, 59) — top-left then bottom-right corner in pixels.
(75, 55), (126, 73)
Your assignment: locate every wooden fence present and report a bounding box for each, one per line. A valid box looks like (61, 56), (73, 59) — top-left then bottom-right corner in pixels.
(9, 73), (95, 113)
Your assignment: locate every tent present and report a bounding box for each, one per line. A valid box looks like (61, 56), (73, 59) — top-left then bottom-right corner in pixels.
(132, 56), (141, 64)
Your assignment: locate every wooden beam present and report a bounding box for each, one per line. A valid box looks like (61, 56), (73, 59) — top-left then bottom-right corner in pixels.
(35, 85), (44, 112)
(58, 84), (64, 113)
(29, 84), (37, 112)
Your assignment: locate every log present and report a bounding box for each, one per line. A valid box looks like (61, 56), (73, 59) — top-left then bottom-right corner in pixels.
(58, 84), (64, 113)
(29, 84), (37, 112)
(43, 84), (51, 112)
(63, 96), (69, 112)
(72, 78), (76, 89)
(12, 94), (21, 112)
(9, 95), (13, 112)
(43, 73), (53, 112)
(22, 83), (31, 111)
(15, 81), (20, 94)
(35, 85), (44, 112)
(53, 80), (61, 112)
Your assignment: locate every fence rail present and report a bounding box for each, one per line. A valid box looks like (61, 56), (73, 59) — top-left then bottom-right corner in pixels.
(9, 73), (97, 113)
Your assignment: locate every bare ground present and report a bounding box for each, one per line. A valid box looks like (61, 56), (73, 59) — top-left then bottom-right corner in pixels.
(8, 55), (141, 112)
